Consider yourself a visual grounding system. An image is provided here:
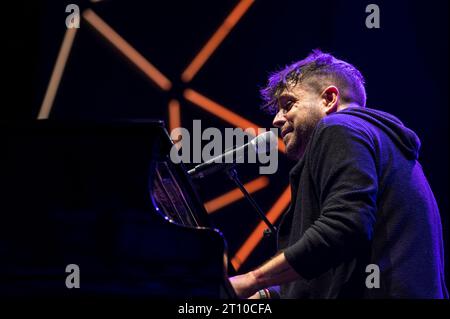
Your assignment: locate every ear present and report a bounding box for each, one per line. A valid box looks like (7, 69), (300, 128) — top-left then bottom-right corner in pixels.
(321, 86), (340, 115)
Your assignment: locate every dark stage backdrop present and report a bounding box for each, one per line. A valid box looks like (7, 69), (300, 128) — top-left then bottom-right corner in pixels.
(4, 0), (449, 287)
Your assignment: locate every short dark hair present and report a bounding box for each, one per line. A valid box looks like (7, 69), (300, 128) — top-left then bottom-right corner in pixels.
(260, 49), (366, 114)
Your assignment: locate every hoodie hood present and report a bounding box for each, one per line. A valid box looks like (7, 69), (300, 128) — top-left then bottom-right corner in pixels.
(334, 107), (421, 160)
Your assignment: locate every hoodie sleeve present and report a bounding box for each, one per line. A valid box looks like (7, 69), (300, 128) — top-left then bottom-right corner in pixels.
(284, 123), (378, 279)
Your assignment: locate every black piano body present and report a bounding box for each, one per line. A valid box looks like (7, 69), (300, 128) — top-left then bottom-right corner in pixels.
(0, 120), (236, 298)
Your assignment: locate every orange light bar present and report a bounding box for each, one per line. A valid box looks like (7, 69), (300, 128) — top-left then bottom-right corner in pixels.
(204, 176), (269, 213)
(231, 186), (291, 270)
(184, 88), (285, 153)
(181, 0), (254, 82)
(277, 137), (286, 153)
(83, 9), (172, 91)
(38, 28), (78, 119)
(168, 99), (183, 148)
(168, 99), (181, 132)
(184, 88), (258, 131)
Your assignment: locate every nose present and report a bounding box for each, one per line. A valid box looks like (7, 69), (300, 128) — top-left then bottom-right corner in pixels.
(272, 110), (286, 128)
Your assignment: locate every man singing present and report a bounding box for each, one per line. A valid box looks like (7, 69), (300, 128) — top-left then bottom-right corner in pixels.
(230, 50), (448, 298)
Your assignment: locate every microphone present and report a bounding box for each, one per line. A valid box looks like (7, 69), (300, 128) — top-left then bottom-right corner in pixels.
(187, 131), (277, 179)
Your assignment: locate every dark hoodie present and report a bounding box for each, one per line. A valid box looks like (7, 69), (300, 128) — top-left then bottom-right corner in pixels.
(279, 107), (448, 298)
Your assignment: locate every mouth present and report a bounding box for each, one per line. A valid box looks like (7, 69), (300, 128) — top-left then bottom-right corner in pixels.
(281, 128), (293, 139)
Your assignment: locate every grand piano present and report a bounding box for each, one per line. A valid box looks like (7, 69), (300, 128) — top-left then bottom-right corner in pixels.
(0, 120), (236, 298)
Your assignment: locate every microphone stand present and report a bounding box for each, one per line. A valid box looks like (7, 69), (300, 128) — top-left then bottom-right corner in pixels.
(225, 167), (277, 239)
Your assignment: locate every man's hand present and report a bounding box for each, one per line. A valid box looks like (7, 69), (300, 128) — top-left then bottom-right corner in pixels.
(248, 292), (261, 299)
(229, 272), (260, 299)
(229, 252), (300, 299)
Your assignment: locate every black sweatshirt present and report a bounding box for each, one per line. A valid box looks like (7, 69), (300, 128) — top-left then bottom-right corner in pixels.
(278, 107), (448, 298)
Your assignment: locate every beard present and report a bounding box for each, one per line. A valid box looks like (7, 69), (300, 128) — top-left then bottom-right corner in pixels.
(285, 106), (324, 161)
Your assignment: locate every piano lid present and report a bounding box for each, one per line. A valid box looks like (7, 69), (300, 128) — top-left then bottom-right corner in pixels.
(0, 119), (235, 298)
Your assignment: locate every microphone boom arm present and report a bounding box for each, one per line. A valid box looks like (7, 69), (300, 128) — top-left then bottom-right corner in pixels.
(225, 168), (277, 237)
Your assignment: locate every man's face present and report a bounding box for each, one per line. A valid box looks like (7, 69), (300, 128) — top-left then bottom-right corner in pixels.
(272, 84), (326, 160)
